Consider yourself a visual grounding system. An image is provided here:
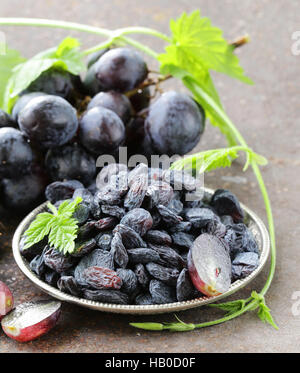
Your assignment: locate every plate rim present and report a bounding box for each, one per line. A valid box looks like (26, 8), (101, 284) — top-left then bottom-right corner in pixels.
(12, 187), (270, 315)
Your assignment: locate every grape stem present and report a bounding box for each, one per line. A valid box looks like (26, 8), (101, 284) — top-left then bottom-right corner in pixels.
(125, 74), (172, 98)
(0, 17), (276, 330)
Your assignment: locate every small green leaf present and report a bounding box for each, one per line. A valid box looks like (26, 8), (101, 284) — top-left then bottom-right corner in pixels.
(0, 45), (25, 110)
(48, 216), (78, 255)
(3, 37), (85, 112)
(23, 212), (54, 249)
(129, 323), (164, 331)
(160, 10), (253, 85)
(251, 291), (278, 330)
(58, 197), (83, 217)
(163, 322), (195, 332)
(207, 299), (247, 316)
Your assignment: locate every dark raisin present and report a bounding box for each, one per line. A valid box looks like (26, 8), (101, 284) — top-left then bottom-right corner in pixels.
(90, 197), (102, 219)
(73, 202), (90, 225)
(176, 268), (195, 302)
(43, 246), (76, 273)
(19, 235), (46, 260)
(145, 181), (174, 207)
(171, 232), (194, 251)
(145, 230), (172, 246)
(184, 207), (218, 229)
(101, 204), (125, 219)
(127, 248), (160, 264)
(146, 262), (179, 286)
(124, 174), (148, 210)
(74, 249), (114, 286)
(168, 221), (192, 233)
(149, 280), (177, 304)
(120, 208), (153, 236)
(95, 231), (113, 251)
(30, 250), (47, 277)
(116, 268), (138, 295)
(83, 288), (129, 304)
(167, 198), (184, 215)
(134, 264), (150, 288)
(94, 184), (123, 205)
(94, 217), (117, 230)
(111, 232), (129, 268)
(149, 244), (185, 269)
(71, 238), (97, 258)
(77, 221), (97, 240)
(44, 270), (60, 287)
(135, 293), (154, 305)
(206, 220), (227, 238)
(81, 266), (122, 289)
(72, 188), (93, 205)
(128, 163), (148, 186)
(57, 276), (82, 296)
(211, 189), (244, 223)
(113, 224), (147, 249)
(231, 252), (259, 281)
(45, 180), (84, 203)
(157, 204), (183, 225)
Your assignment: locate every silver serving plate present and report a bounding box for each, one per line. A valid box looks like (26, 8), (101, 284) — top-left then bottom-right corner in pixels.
(12, 188), (270, 315)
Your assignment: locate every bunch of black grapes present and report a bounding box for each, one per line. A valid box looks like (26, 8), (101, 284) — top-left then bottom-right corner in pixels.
(0, 47), (205, 214)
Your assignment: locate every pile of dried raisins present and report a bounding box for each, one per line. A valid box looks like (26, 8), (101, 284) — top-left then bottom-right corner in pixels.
(20, 164), (260, 305)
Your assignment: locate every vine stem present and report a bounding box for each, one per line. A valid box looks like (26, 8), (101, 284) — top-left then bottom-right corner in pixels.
(0, 18), (169, 58)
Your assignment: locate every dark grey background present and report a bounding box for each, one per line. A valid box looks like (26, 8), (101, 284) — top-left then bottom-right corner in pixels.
(0, 0), (299, 352)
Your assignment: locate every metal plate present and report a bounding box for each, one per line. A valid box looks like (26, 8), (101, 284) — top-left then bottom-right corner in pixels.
(12, 188), (270, 315)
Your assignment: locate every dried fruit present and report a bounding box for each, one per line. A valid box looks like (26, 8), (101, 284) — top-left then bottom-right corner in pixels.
(81, 266), (122, 290)
(116, 269), (138, 295)
(134, 264), (150, 288)
(0, 281), (14, 320)
(113, 224), (147, 249)
(95, 231), (113, 251)
(135, 293), (153, 305)
(1, 300), (61, 342)
(185, 207), (218, 229)
(171, 232), (194, 251)
(101, 204), (125, 219)
(176, 268), (195, 302)
(149, 244), (185, 269)
(149, 280), (176, 304)
(71, 238), (97, 258)
(120, 208), (153, 236)
(43, 246), (75, 273)
(111, 232), (129, 268)
(95, 217), (117, 231)
(145, 230), (172, 246)
(146, 262), (180, 286)
(211, 189), (244, 223)
(83, 288), (129, 304)
(156, 204), (183, 225)
(124, 174), (148, 210)
(231, 252), (259, 281)
(74, 249), (114, 286)
(127, 248), (160, 264)
(57, 276), (82, 297)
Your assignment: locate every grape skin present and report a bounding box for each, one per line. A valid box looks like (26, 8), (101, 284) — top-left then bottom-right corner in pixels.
(18, 95), (78, 149)
(94, 47), (148, 92)
(79, 106), (125, 156)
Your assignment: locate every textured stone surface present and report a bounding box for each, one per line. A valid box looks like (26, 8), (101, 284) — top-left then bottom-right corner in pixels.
(0, 0), (299, 353)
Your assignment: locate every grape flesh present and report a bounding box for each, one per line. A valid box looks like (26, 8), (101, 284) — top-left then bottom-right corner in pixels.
(145, 91), (205, 155)
(18, 95), (78, 149)
(0, 127), (34, 178)
(45, 143), (96, 186)
(87, 91), (132, 124)
(94, 47), (148, 92)
(79, 106), (125, 156)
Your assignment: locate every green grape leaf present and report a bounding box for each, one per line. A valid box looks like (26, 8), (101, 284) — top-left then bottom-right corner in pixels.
(22, 197), (82, 254)
(251, 291), (279, 330)
(48, 215), (79, 255)
(0, 45), (26, 110)
(3, 37), (85, 112)
(23, 212), (54, 249)
(159, 10), (253, 85)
